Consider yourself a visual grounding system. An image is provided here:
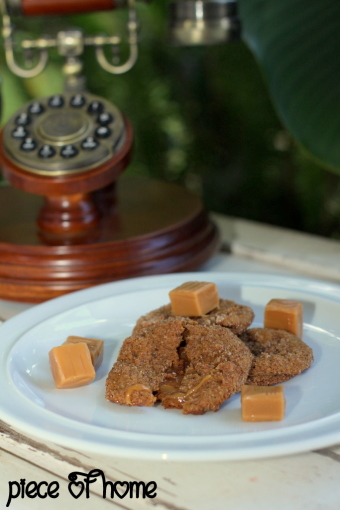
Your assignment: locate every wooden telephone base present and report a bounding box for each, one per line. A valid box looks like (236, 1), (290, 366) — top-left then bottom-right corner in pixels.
(0, 96), (219, 303)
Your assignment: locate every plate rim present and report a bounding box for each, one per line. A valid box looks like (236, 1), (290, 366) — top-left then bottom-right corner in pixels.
(1, 271), (340, 461)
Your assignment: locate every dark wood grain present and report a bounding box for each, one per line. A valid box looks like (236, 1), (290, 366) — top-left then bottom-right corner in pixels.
(0, 121), (133, 234)
(0, 177), (219, 302)
(37, 193), (101, 233)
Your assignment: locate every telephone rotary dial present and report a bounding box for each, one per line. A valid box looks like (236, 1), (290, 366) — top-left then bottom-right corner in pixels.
(3, 92), (126, 176)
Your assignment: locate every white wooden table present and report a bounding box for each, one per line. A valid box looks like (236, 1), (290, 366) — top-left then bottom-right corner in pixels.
(1, 213), (340, 510)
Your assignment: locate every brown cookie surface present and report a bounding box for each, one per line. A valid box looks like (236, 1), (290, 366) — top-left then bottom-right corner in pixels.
(196, 299), (254, 335)
(240, 328), (314, 386)
(133, 299), (254, 336)
(159, 324), (253, 415)
(105, 318), (184, 406)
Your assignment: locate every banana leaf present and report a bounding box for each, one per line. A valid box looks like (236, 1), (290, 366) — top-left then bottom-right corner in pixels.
(239, 0), (340, 173)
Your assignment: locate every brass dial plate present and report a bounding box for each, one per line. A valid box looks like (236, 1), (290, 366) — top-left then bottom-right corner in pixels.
(2, 93), (126, 176)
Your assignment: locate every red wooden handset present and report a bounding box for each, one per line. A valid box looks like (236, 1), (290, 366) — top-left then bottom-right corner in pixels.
(8, 0), (124, 16)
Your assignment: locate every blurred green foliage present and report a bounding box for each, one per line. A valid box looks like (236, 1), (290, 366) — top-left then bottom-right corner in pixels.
(1, 3), (339, 238)
(240, 0), (340, 174)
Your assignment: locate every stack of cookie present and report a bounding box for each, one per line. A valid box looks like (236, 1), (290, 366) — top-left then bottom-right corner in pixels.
(105, 282), (313, 415)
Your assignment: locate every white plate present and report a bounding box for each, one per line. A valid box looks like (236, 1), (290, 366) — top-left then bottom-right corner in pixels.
(1, 272), (340, 461)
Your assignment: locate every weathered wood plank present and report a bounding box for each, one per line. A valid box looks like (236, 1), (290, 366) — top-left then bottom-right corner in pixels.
(213, 214), (340, 282)
(2, 418), (340, 510)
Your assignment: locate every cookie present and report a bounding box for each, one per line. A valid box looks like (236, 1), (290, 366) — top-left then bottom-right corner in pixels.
(197, 299), (254, 335)
(159, 324), (253, 415)
(240, 328), (314, 386)
(133, 299), (254, 336)
(105, 319), (184, 406)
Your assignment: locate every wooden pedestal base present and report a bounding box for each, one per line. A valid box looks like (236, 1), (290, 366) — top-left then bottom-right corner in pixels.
(0, 176), (219, 302)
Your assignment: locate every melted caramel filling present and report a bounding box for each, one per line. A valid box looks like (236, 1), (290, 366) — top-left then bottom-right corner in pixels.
(125, 384), (151, 405)
(158, 378), (184, 402)
(158, 374), (212, 405)
(159, 383), (181, 393)
(185, 375), (212, 397)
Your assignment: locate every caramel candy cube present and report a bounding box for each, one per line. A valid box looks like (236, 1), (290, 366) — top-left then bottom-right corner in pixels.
(264, 299), (303, 338)
(241, 385), (285, 422)
(64, 335), (104, 370)
(49, 343), (96, 389)
(169, 281), (219, 316)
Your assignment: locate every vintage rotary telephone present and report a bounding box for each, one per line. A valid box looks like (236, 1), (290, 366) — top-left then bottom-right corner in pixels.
(0, 0), (140, 236)
(0, 0), (220, 302)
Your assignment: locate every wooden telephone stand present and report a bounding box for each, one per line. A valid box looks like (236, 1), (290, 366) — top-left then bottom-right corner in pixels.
(0, 1), (219, 303)
(0, 92), (218, 303)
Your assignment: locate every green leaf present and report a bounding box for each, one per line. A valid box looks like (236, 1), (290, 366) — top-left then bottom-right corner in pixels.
(239, 0), (340, 173)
